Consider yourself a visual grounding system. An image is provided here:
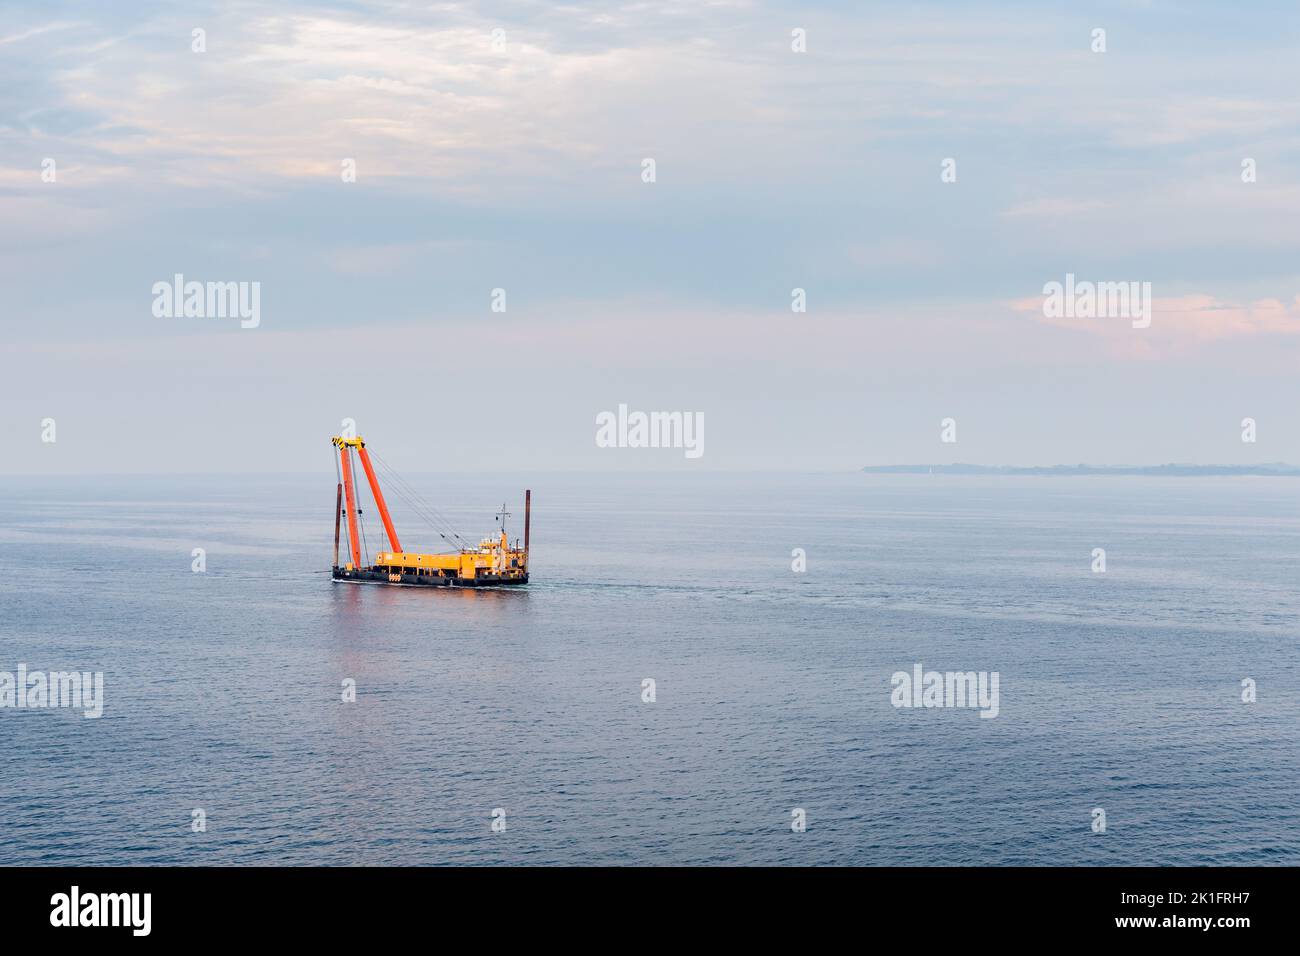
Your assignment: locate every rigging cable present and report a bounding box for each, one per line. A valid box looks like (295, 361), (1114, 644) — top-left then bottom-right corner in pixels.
(369, 451), (475, 550)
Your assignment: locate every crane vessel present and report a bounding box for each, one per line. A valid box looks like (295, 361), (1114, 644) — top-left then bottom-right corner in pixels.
(330, 434), (530, 587)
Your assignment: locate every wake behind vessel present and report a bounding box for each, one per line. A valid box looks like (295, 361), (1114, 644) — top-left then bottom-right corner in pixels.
(330, 434), (530, 587)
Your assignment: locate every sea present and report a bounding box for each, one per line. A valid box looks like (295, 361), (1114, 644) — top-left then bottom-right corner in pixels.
(1, 473), (1297, 865)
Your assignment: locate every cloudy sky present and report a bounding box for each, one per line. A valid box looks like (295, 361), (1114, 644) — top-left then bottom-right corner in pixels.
(4, 0), (1300, 473)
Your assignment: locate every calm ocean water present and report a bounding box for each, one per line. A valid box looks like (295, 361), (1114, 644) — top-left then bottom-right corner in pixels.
(2, 473), (1298, 866)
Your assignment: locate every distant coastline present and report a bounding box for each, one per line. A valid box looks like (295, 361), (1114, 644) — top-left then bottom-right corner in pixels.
(862, 463), (1300, 477)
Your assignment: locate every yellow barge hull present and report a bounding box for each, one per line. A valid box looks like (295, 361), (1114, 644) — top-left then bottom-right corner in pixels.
(332, 565), (528, 587)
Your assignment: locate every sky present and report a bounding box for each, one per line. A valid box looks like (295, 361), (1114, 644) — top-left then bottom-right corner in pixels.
(3, 0), (1300, 473)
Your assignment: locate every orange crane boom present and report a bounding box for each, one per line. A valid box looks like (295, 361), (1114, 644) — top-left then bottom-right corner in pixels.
(337, 443), (362, 567)
(356, 445), (402, 553)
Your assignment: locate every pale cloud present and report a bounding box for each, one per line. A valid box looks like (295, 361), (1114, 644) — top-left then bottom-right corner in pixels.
(25, 3), (1290, 197)
(846, 239), (944, 269)
(327, 240), (487, 276)
(1013, 292), (1300, 359)
(1001, 198), (1110, 219)
(0, 162), (131, 188)
(1105, 96), (1299, 148)
(0, 194), (113, 245)
(43, 13), (780, 191)
(0, 21), (86, 47)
